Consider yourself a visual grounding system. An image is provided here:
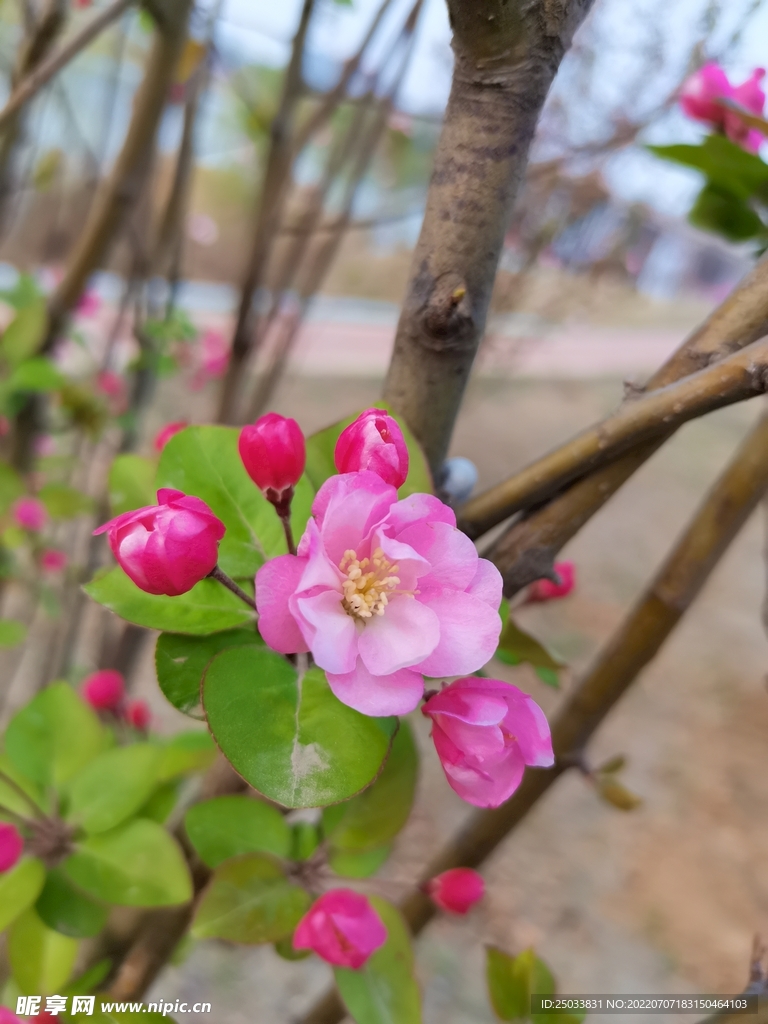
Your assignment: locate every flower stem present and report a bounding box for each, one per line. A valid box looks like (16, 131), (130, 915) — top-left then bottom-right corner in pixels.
(208, 565), (257, 611)
(279, 512), (296, 556)
(0, 769), (46, 819)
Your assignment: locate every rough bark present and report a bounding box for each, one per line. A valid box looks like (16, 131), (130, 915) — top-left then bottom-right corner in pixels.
(472, 254), (768, 592)
(302, 409), (768, 1024)
(382, 0), (596, 479)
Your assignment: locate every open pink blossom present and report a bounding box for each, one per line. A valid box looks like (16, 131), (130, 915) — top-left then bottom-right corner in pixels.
(526, 561), (575, 602)
(425, 868), (484, 914)
(422, 677), (554, 808)
(94, 488), (225, 596)
(680, 62), (766, 152)
(12, 497), (47, 532)
(154, 421), (188, 452)
(256, 471), (502, 716)
(293, 889), (386, 968)
(81, 669), (124, 711)
(125, 699), (151, 730)
(0, 823), (23, 873)
(40, 549), (67, 573)
(334, 409), (409, 487)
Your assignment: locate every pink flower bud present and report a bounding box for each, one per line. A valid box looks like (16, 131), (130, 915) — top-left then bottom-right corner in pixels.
(526, 561), (575, 602)
(96, 370), (124, 399)
(125, 699), (151, 730)
(40, 548), (67, 573)
(422, 677), (554, 808)
(0, 823), (23, 873)
(94, 488), (225, 596)
(238, 414), (305, 498)
(293, 889), (387, 969)
(154, 420), (188, 452)
(334, 409), (409, 488)
(12, 497), (47, 532)
(81, 669), (124, 711)
(425, 868), (484, 914)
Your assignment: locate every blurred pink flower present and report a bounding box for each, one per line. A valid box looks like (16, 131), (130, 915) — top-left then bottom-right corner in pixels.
(187, 213), (219, 246)
(94, 488), (225, 597)
(154, 421), (188, 452)
(425, 868), (484, 914)
(422, 677), (554, 808)
(293, 890), (386, 968)
(0, 1007), (23, 1024)
(526, 560), (575, 602)
(76, 289), (101, 318)
(34, 434), (56, 457)
(190, 329), (230, 389)
(12, 497), (47, 532)
(125, 698), (151, 730)
(40, 549), (67, 573)
(256, 471), (502, 717)
(679, 62), (766, 152)
(334, 409), (409, 488)
(0, 823), (23, 873)
(81, 669), (124, 711)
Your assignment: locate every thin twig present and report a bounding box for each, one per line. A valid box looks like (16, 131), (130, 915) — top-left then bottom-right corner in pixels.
(207, 566), (257, 612)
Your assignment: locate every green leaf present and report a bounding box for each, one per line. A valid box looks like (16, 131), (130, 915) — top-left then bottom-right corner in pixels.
(5, 682), (106, 789)
(290, 822), (320, 861)
(84, 566), (254, 635)
(62, 956), (111, 995)
(108, 454), (156, 515)
(334, 896), (422, 1024)
(595, 776), (642, 811)
(648, 135), (768, 201)
(155, 628), (262, 715)
(191, 854), (310, 943)
(534, 667), (560, 689)
(486, 947), (577, 1024)
(274, 935), (311, 960)
(65, 743), (162, 834)
(322, 720), (417, 853)
(7, 357), (64, 393)
(0, 858), (46, 932)
(156, 425), (314, 579)
(689, 182), (765, 242)
(0, 619), (26, 648)
(35, 867), (108, 938)
(137, 780), (179, 824)
(0, 754), (47, 819)
(1, 301), (47, 367)
(157, 730), (217, 780)
(305, 405), (432, 498)
(495, 618), (564, 675)
(38, 483), (94, 519)
(0, 460), (23, 515)
(184, 795), (292, 867)
(63, 819), (193, 907)
(8, 908), (79, 995)
(203, 647), (397, 808)
(328, 845), (391, 879)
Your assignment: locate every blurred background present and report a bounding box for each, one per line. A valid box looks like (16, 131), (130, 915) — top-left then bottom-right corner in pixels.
(1, 0), (768, 1019)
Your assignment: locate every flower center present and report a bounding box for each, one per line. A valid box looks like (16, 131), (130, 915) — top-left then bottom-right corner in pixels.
(340, 548), (402, 619)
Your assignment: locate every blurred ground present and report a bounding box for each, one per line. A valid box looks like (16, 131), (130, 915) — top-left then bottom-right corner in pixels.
(131, 363), (768, 1023)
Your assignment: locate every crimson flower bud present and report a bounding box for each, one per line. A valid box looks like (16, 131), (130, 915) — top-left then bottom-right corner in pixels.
(425, 868), (484, 914)
(81, 669), (124, 711)
(334, 408), (409, 487)
(527, 561), (575, 603)
(293, 889), (386, 969)
(125, 699), (151, 731)
(0, 822), (23, 873)
(94, 488), (225, 597)
(13, 497), (47, 532)
(238, 414), (305, 501)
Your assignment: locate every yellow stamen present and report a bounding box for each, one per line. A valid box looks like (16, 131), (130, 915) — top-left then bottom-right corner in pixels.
(340, 546), (412, 620)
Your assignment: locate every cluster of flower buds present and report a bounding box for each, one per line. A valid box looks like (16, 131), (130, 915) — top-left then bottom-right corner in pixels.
(679, 62), (766, 152)
(81, 669), (151, 731)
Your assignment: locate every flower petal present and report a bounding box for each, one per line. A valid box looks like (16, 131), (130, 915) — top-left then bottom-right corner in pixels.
(312, 472), (396, 564)
(433, 722), (526, 808)
(357, 595), (439, 675)
(294, 589), (358, 674)
(416, 592), (501, 677)
(327, 658), (424, 716)
(256, 555), (309, 655)
(465, 558), (503, 608)
(505, 694), (555, 768)
(395, 521), (478, 592)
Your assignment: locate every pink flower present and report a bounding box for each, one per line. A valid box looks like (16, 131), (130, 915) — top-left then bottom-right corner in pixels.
(40, 549), (67, 573)
(201, 329), (229, 379)
(0, 1008), (23, 1024)
(679, 62), (766, 152)
(422, 677), (554, 808)
(12, 497), (47, 532)
(526, 561), (575, 602)
(239, 414), (306, 499)
(425, 868), (484, 914)
(125, 699), (151, 730)
(0, 823), (23, 872)
(154, 421), (188, 452)
(96, 370), (124, 398)
(293, 890), (386, 968)
(187, 214), (219, 246)
(334, 409), (409, 488)
(94, 488), (225, 596)
(34, 434), (56, 457)
(81, 669), (124, 710)
(76, 289), (101, 317)
(256, 472), (502, 716)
